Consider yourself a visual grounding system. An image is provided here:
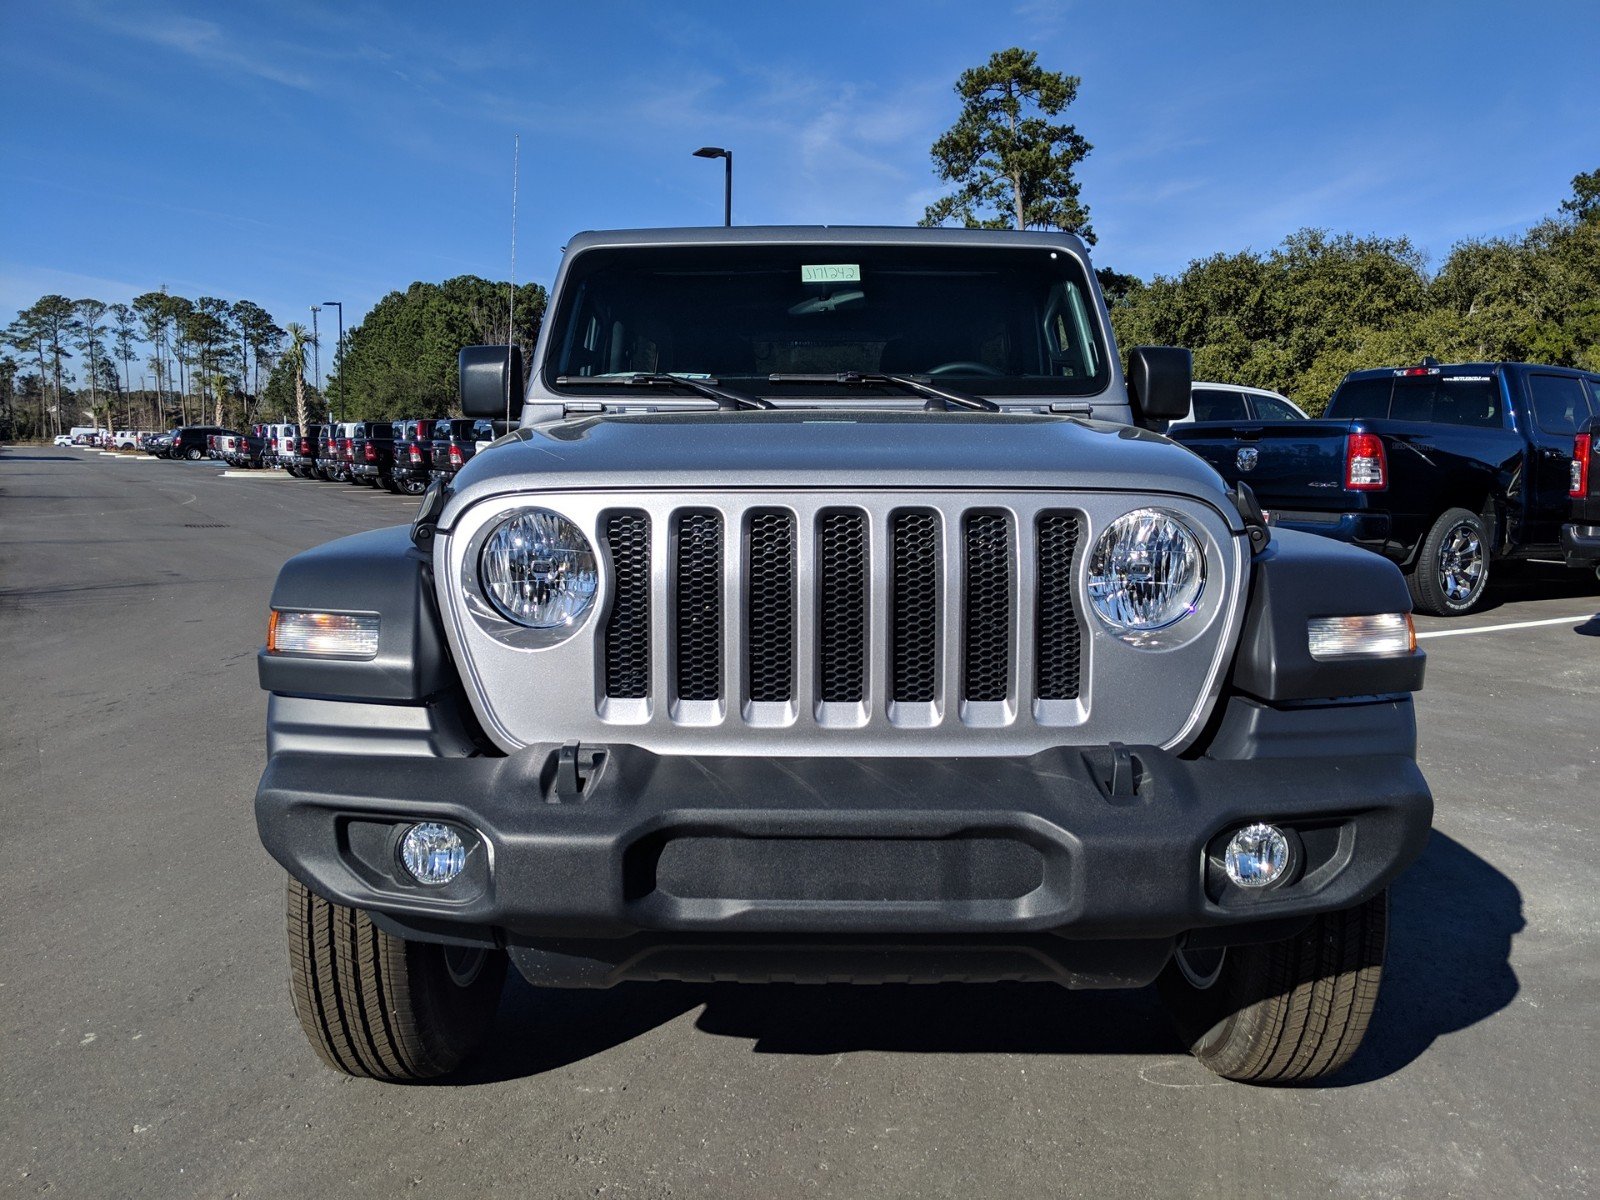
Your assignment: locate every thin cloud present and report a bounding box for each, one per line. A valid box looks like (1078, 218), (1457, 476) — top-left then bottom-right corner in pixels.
(72, 6), (321, 91)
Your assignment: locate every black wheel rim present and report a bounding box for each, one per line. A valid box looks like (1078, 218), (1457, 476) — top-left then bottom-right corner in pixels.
(1438, 521), (1486, 606)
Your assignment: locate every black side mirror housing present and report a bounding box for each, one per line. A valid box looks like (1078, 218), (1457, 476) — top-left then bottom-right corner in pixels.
(459, 346), (524, 419)
(1126, 345), (1193, 426)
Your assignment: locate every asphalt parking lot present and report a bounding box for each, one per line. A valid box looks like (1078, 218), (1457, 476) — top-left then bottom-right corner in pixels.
(2, 445), (1597, 1199)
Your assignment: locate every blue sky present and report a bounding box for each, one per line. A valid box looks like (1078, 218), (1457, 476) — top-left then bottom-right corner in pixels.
(3, 0), (1595, 385)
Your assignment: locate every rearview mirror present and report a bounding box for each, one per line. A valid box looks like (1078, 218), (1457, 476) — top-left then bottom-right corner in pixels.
(459, 346), (524, 419)
(1126, 345), (1192, 426)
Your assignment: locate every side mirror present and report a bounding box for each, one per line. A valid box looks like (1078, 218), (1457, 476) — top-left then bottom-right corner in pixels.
(1126, 345), (1192, 426)
(459, 346), (524, 419)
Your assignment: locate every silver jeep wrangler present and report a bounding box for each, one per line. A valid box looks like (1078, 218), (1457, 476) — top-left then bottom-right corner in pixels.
(256, 226), (1431, 1084)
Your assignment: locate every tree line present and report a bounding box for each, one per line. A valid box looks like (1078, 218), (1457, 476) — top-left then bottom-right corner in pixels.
(1107, 172), (1599, 413)
(921, 48), (1598, 412)
(2, 291), (289, 439)
(0, 276), (544, 440)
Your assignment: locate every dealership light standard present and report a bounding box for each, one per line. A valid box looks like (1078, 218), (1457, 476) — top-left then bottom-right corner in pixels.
(323, 300), (344, 420)
(692, 146), (732, 226)
(310, 305), (322, 420)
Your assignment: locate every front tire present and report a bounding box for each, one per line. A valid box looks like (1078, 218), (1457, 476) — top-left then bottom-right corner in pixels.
(185, 447), (202, 461)
(285, 876), (506, 1081)
(1157, 891), (1387, 1084)
(1407, 507), (1490, 616)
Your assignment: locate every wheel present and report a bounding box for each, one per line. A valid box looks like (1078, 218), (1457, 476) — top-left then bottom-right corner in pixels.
(185, 447), (202, 461)
(285, 876), (506, 1081)
(1407, 507), (1490, 616)
(398, 477), (428, 497)
(1157, 891), (1387, 1084)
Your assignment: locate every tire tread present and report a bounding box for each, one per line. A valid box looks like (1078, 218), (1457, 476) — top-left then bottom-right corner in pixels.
(284, 877), (502, 1082)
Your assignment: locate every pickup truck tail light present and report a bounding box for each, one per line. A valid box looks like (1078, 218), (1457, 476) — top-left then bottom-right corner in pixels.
(409, 445), (423, 464)
(343, 438), (354, 459)
(1345, 432), (1386, 491)
(1572, 433), (1592, 498)
(449, 444), (465, 467)
(364, 442), (377, 462)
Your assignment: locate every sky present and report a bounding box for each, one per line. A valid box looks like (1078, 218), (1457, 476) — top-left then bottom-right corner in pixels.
(2, 0), (1596, 387)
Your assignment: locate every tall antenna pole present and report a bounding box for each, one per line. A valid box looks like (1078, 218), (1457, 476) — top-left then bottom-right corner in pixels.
(507, 133), (519, 424)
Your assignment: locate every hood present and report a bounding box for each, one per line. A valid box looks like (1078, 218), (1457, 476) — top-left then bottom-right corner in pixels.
(440, 410), (1230, 526)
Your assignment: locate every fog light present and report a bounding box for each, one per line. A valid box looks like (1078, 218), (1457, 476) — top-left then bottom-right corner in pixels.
(399, 822), (466, 885)
(1224, 823), (1290, 889)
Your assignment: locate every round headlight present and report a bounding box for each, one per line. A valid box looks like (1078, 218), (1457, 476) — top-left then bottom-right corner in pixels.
(479, 508), (599, 629)
(1087, 508), (1206, 641)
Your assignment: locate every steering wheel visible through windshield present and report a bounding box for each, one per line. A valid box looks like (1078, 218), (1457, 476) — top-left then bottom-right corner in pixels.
(546, 243), (1109, 399)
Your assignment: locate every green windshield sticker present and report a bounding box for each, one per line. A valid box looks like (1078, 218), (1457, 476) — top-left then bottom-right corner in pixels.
(801, 263), (861, 283)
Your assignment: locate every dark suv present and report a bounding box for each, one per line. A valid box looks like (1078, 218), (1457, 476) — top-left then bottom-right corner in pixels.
(170, 426), (236, 461)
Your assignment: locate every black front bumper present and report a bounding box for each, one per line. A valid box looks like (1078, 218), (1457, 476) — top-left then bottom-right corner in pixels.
(1562, 522), (1600, 567)
(257, 743), (1431, 955)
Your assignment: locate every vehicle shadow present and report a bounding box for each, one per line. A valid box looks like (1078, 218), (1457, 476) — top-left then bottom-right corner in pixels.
(460, 831), (1520, 1086)
(1334, 829), (1523, 1085)
(1472, 561), (1600, 616)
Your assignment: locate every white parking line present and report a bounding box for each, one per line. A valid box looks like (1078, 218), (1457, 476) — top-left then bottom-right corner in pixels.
(1416, 614), (1598, 639)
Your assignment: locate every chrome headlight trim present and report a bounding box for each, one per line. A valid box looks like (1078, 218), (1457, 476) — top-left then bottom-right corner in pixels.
(1086, 506), (1208, 648)
(462, 506), (599, 649)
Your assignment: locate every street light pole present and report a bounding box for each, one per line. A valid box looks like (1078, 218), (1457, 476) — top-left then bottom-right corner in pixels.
(322, 301), (344, 421)
(692, 146), (732, 226)
(310, 305), (322, 420)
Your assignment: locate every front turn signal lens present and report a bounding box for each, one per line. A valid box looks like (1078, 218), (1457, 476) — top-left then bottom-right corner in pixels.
(267, 610), (380, 659)
(1307, 613), (1415, 660)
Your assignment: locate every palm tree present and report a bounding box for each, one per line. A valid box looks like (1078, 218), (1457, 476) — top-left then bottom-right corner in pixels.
(281, 323), (316, 434)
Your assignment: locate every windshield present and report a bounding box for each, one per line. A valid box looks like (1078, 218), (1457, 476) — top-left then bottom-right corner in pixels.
(546, 243), (1108, 398)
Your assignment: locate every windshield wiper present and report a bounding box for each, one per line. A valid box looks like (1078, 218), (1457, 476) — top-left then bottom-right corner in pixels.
(554, 373), (772, 410)
(766, 371), (999, 412)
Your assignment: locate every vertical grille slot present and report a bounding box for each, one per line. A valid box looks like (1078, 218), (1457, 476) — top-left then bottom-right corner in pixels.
(747, 510), (796, 702)
(1036, 513), (1082, 700)
(891, 511), (939, 703)
(602, 511), (651, 699)
(963, 513), (1011, 702)
(675, 512), (723, 701)
(817, 511), (868, 703)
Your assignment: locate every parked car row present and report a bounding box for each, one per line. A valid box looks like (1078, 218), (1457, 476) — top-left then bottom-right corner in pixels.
(1170, 360), (1600, 613)
(138, 418), (514, 492)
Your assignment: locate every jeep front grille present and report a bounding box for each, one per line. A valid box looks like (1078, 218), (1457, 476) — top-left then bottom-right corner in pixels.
(598, 502), (1081, 720)
(818, 511), (869, 704)
(890, 511), (939, 703)
(602, 512), (651, 699)
(441, 489), (1245, 755)
(747, 510), (796, 703)
(674, 512), (723, 702)
(963, 513), (1012, 703)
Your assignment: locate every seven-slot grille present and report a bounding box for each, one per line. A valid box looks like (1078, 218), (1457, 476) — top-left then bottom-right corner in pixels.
(600, 505), (1083, 717)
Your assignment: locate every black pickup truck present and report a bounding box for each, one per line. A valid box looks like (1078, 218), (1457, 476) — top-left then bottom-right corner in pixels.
(350, 420), (399, 490)
(1170, 361), (1600, 615)
(1565, 415), (1600, 573)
